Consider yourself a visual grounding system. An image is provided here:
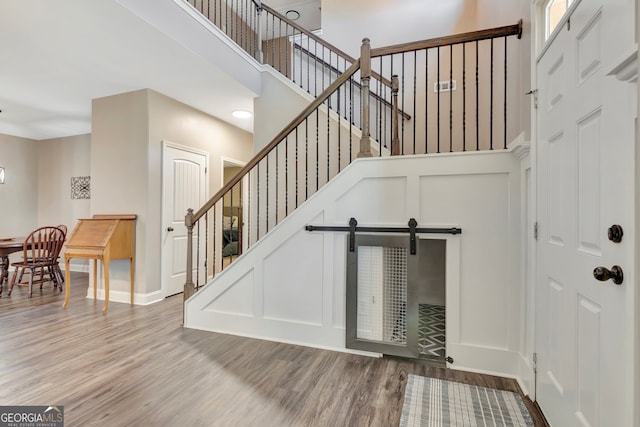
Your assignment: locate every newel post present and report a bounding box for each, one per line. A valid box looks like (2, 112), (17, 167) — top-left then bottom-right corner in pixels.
(184, 208), (195, 307)
(358, 38), (373, 158)
(391, 74), (400, 155)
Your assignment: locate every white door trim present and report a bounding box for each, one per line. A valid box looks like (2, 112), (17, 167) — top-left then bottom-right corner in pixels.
(635, 39), (640, 427)
(221, 156), (248, 258)
(221, 156), (247, 187)
(164, 140), (211, 164)
(530, 0), (541, 402)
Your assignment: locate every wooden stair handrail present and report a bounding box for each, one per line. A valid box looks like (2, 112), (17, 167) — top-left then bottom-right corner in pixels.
(192, 60), (361, 222)
(261, 3), (392, 88)
(371, 20), (522, 57)
(192, 20), (524, 223)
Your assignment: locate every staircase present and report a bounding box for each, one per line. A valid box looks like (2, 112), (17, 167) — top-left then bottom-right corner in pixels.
(175, 1), (534, 380)
(179, 0), (522, 295)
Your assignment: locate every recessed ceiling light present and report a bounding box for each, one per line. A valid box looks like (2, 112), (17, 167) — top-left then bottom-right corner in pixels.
(286, 10), (300, 20)
(232, 110), (252, 119)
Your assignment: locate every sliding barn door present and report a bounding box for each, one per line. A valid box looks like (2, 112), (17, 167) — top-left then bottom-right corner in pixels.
(346, 235), (419, 358)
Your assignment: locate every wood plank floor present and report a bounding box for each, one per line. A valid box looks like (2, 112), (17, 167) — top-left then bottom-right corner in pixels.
(0, 273), (548, 426)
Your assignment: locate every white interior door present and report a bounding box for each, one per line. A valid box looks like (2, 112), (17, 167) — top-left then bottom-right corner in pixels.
(162, 143), (208, 297)
(535, 0), (636, 425)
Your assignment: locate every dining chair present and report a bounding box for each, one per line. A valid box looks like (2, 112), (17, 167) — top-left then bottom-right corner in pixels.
(50, 224), (67, 284)
(9, 226), (66, 298)
(15, 225), (67, 287)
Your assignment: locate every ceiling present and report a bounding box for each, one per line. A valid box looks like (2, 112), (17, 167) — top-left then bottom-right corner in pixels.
(0, 0), (318, 141)
(268, 0), (321, 32)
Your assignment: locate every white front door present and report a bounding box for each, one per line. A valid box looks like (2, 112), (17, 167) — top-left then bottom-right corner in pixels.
(161, 143), (208, 297)
(535, 0), (636, 425)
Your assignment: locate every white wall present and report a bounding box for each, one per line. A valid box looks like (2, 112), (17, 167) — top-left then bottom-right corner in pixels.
(0, 133), (92, 271)
(147, 89), (254, 294)
(186, 148), (530, 385)
(115, 0), (262, 106)
(90, 89), (253, 305)
(38, 134), (92, 271)
(254, 67), (314, 151)
(257, 0), (531, 154)
(91, 90), (151, 303)
(37, 134), (91, 230)
(477, 0), (532, 141)
(321, 0), (478, 59)
(0, 134), (39, 237)
(510, 136), (533, 395)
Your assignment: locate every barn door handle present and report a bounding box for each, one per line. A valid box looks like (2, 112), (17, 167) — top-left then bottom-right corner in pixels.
(593, 265), (623, 285)
(167, 227), (174, 232)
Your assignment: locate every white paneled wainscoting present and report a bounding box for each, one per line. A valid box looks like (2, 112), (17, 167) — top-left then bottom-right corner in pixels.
(184, 145), (533, 392)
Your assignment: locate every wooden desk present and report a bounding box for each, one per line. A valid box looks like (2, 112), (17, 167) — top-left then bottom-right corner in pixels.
(0, 237), (25, 295)
(63, 215), (136, 313)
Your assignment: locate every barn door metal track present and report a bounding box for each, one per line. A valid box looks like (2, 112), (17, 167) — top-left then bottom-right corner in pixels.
(306, 217), (462, 253)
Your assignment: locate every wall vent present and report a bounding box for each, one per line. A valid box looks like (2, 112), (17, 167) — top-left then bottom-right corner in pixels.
(434, 80), (457, 92)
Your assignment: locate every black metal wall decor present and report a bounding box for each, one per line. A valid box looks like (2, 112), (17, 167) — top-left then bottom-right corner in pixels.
(71, 176), (91, 199)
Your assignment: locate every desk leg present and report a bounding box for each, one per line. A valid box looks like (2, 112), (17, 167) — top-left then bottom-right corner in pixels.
(130, 257), (134, 305)
(103, 257), (109, 313)
(93, 259), (97, 300)
(63, 256), (71, 308)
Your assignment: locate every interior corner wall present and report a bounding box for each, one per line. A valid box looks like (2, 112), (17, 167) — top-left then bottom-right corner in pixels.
(318, 0), (531, 143)
(146, 89), (253, 294)
(91, 89), (253, 305)
(0, 134), (39, 237)
(476, 0), (532, 142)
(320, 0), (478, 58)
(253, 69), (313, 152)
(37, 134), (91, 271)
(91, 89), (151, 300)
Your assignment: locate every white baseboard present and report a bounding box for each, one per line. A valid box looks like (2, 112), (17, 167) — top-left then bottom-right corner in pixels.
(447, 343), (522, 382)
(86, 288), (164, 306)
(61, 263), (90, 273)
(186, 322), (382, 358)
(447, 344), (536, 401)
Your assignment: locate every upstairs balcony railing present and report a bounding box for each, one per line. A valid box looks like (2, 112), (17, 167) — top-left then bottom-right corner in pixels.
(368, 21), (523, 155)
(183, 21), (523, 301)
(184, 0), (396, 125)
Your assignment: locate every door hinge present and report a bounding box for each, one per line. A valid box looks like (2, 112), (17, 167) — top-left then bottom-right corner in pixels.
(533, 352), (537, 373)
(534, 222), (539, 240)
(525, 89), (538, 109)
(205, 167), (208, 174)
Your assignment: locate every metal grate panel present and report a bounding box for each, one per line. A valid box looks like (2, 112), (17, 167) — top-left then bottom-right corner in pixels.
(383, 247), (407, 344)
(356, 246), (407, 344)
(356, 246), (383, 341)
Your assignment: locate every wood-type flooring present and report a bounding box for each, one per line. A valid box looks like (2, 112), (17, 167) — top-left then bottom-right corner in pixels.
(0, 272), (548, 426)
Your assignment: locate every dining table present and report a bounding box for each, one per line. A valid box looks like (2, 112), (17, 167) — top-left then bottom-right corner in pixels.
(0, 237), (25, 296)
